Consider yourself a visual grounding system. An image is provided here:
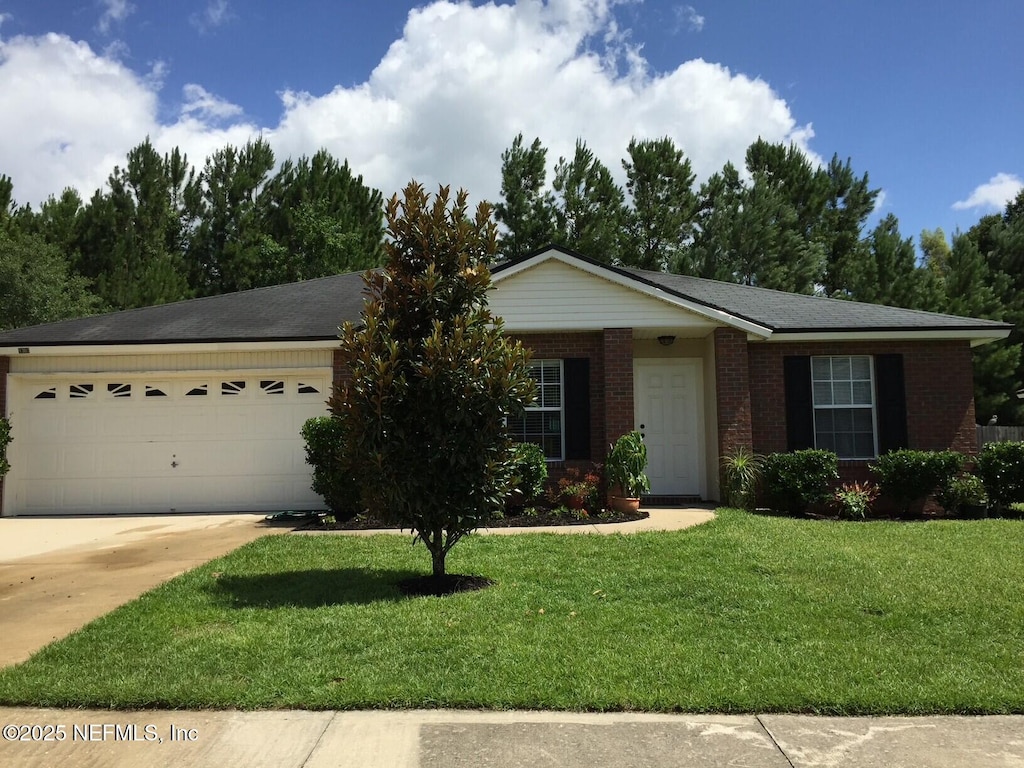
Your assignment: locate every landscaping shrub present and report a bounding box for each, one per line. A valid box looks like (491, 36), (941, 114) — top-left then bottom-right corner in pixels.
(547, 465), (603, 517)
(300, 416), (361, 521)
(831, 481), (879, 520)
(760, 449), (839, 515)
(509, 442), (548, 508)
(975, 441), (1024, 512)
(871, 450), (964, 515)
(720, 445), (763, 510)
(936, 473), (988, 517)
(0, 416), (10, 477)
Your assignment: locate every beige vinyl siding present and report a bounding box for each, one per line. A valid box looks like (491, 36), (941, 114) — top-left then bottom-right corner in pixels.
(491, 260), (718, 333)
(11, 349), (333, 374)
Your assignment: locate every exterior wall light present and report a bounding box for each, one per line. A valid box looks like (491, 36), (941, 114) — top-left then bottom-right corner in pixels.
(657, 335), (676, 347)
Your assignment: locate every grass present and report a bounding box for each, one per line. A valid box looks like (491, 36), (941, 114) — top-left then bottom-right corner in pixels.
(0, 509), (1022, 714)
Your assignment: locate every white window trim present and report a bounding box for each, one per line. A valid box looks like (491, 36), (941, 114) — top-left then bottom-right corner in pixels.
(517, 359), (565, 462)
(811, 355), (879, 460)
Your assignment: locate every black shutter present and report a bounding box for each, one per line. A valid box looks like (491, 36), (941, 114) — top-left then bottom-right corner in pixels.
(875, 354), (908, 453)
(563, 358), (591, 460)
(784, 356), (814, 451)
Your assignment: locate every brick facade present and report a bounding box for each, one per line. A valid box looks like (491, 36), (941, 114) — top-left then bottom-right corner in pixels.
(512, 331), (606, 467)
(0, 355), (8, 516)
(713, 328), (753, 471)
(331, 347), (349, 394)
(746, 339), (978, 483)
(602, 328), (635, 447)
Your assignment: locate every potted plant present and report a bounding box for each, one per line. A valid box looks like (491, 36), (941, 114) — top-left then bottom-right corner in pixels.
(606, 430), (650, 513)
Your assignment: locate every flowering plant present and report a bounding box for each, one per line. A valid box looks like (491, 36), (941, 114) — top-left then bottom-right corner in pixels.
(550, 465), (603, 514)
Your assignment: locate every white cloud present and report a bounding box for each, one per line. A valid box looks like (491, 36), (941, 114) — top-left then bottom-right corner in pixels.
(181, 83), (244, 122)
(0, 0), (815, 211)
(102, 38), (130, 61)
(0, 33), (255, 202)
(952, 173), (1023, 212)
(190, 0), (232, 34)
(97, 0), (134, 35)
(675, 5), (705, 32)
(270, 0), (813, 203)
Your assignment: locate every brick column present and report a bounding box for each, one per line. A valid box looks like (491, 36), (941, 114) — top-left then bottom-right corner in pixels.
(603, 328), (634, 450)
(714, 328), (753, 469)
(331, 348), (350, 397)
(0, 355), (9, 517)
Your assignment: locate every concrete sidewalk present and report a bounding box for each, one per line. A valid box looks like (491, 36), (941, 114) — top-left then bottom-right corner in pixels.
(0, 708), (1020, 767)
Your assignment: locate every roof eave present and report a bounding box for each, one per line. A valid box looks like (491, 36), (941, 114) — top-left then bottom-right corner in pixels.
(759, 328), (1012, 347)
(0, 338), (342, 357)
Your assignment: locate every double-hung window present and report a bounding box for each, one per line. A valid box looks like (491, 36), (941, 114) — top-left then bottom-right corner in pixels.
(811, 355), (877, 459)
(508, 360), (564, 460)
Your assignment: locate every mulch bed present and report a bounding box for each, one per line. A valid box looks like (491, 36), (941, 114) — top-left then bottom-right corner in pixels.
(302, 507), (650, 531)
(398, 574), (495, 597)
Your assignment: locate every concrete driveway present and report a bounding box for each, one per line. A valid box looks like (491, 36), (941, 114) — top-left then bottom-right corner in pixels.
(0, 514), (278, 667)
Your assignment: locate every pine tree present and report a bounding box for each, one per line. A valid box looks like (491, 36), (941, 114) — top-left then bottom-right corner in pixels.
(621, 136), (697, 272)
(494, 134), (556, 261)
(552, 140), (627, 264)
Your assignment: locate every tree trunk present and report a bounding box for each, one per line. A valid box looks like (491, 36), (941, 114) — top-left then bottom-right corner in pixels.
(431, 548), (446, 578)
(428, 529), (446, 577)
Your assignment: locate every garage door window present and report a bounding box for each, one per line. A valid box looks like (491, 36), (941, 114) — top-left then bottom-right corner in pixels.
(221, 381), (246, 396)
(260, 380), (285, 395)
(298, 382), (321, 395)
(70, 384), (94, 399)
(186, 385), (208, 397)
(107, 383), (131, 398)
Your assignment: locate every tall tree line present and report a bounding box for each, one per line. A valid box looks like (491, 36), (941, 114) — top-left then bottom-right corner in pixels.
(0, 138), (385, 328)
(494, 133), (1023, 424)
(3, 132), (1020, 423)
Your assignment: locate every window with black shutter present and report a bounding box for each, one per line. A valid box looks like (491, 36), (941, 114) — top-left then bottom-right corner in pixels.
(507, 358), (590, 461)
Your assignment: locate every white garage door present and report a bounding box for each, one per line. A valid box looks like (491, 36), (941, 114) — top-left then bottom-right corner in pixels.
(4, 372), (331, 516)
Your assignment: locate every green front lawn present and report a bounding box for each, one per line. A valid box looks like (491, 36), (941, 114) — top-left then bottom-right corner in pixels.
(1, 509), (1022, 713)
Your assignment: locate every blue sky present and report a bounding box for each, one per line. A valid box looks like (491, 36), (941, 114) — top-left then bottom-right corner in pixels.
(0, 0), (1020, 254)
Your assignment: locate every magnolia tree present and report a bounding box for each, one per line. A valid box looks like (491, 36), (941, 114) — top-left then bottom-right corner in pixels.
(330, 182), (535, 580)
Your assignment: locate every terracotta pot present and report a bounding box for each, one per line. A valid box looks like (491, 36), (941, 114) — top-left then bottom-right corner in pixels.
(566, 495), (587, 510)
(610, 495), (640, 514)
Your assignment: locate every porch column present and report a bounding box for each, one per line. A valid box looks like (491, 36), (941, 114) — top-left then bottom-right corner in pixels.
(713, 327), (753, 466)
(603, 328), (634, 451)
(0, 355), (8, 517)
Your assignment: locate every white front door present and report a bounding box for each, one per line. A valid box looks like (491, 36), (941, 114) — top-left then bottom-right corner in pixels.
(634, 359), (703, 497)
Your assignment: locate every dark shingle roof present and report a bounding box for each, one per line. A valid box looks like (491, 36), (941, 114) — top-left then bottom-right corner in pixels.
(619, 267), (1011, 334)
(0, 246), (1012, 348)
(0, 271), (369, 347)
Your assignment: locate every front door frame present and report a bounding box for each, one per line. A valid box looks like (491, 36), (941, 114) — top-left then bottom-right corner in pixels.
(633, 357), (706, 499)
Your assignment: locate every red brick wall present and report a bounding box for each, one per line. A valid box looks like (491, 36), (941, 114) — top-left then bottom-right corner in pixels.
(714, 328), (753, 467)
(602, 328), (634, 446)
(0, 355), (8, 517)
(512, 331), (607, 465)
(748, 339), (978, 471)
(331, 348), (349, 394)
